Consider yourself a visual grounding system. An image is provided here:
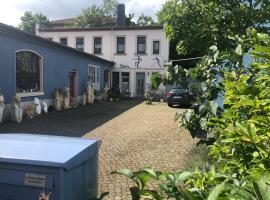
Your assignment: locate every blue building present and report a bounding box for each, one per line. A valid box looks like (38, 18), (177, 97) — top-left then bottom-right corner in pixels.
(0, 22), (114, 106)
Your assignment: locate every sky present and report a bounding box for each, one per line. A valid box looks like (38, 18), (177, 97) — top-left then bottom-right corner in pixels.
(0, 0), (166, 26)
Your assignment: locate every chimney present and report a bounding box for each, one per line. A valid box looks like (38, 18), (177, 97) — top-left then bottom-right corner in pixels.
(117, 4), (126, 27)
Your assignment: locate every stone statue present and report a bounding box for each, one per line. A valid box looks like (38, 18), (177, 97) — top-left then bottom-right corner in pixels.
(34, 98), (41, 115)
(55, 89), (62, 111)
(0, 92), (5, 123)
(82, 93), (87, 106)
(102, 84), (109, 101)
(87, 81), (94, 104)
(43, 102), (48, 114)
(63, 87), (70, 109)
(11, 95), (22, 123)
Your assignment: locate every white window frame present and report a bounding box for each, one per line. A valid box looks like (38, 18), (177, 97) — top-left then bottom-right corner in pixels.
(93, 36), (103, 54)
(75, 36), (84, 51)
(15, 50), (44, 97)
(152, 40), (161, 55)
(88, 65), (100, 87)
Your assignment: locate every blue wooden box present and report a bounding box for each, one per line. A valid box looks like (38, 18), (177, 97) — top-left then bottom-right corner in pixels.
(0, 134), (100, 200)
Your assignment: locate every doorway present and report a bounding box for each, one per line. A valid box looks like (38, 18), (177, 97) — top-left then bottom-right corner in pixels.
(121, 72), (130, 97)
(70, 69), (78, 99)
(136, 73), (145, 97)
(112, 72), (120, 90)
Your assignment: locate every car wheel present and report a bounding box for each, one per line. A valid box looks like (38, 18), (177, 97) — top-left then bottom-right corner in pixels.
(168, 103), (173, 107)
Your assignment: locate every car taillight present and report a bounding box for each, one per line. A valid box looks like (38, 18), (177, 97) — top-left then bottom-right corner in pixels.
(165, 92), (172, 97)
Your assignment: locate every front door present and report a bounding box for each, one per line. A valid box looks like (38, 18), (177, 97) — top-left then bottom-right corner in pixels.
(136, 73), (145, 97)
(70, 69), (78, 98)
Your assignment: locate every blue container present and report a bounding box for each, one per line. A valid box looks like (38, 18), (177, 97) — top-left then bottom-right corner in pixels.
(0, 134), (101, 200)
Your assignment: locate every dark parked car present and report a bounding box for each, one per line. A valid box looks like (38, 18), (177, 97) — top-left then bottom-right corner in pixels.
(165, 88), (195, 107)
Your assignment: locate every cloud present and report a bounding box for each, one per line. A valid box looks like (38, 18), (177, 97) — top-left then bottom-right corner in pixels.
(0, 0), (166, 26)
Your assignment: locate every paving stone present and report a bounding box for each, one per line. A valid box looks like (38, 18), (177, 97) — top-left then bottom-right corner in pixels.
(84, 102), (196, 199)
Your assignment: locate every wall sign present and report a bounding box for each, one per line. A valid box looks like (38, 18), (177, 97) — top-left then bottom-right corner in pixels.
(24, 173), (46, 188)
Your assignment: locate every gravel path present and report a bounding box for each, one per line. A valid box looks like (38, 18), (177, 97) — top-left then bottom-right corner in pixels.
(84, 102), (196, 200)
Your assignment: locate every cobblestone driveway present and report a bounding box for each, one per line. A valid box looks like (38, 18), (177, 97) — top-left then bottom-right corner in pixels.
(84, 102), (196, 200)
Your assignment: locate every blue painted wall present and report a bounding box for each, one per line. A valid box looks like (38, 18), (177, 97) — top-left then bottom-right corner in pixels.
(0, 32), (111, 104)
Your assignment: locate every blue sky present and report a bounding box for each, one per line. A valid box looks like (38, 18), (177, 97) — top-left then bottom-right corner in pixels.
(0, 0), (166, 26)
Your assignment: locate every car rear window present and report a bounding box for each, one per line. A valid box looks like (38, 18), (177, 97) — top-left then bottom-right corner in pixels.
(170, 88), (186, 93)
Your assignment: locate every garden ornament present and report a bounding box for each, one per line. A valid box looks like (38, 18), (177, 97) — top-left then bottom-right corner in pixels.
(11, 95), (22, 123)
(63, 87), (70, 109)
(34, 97), (41, 115)
(43, 102), (48, 113)
(55, 89), (62, 111)
(0, 92), (5, 123)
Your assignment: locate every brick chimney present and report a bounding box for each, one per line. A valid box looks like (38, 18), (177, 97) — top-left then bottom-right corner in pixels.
(117, 4), (126, 27)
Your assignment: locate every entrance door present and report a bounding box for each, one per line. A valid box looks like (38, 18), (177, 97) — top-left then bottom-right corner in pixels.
(136, 73), (145, 97)
(70, 69), (78, 98)
(121, 72), (129, 97)
(112, 72), (120, 89)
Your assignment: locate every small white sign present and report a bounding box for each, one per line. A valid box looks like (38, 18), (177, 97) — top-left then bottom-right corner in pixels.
(24, 173), (46, 188)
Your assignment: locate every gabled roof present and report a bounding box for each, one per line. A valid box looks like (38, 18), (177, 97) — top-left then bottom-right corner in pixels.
(0, 22), (114, 65)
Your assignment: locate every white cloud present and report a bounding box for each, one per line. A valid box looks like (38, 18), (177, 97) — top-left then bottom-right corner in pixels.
(123, 0), (166, 20)
(0, 0), (166, 26)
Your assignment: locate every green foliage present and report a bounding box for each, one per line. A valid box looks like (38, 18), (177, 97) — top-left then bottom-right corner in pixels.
(151, 73), (163, 90)
(18, 11), (51, 34)
(136, 13), (156, 26)
(157, 0), (270, 56)
(209, 33), (270, 180)
(113, 32), (270, 199)
(69, 0), (118, 28)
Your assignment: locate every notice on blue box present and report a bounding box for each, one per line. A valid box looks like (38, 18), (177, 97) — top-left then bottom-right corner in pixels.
(24, 173), (46, 188)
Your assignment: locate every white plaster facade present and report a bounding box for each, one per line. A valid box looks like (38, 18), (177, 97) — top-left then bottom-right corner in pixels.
(37, 27), (169, 97)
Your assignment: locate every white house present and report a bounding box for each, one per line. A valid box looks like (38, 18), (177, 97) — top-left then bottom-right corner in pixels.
(36, 5), (169, 97)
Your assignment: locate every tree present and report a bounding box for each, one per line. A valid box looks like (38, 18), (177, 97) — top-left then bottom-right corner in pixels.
(125, 13), (136, 27)
(18, 11), (51, 34)
(69, 0), (119, 28)
(136, 13), (156, 26)
(157, 0), (270, 56)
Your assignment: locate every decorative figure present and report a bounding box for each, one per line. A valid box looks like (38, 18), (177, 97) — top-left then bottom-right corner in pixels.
(102, 84), (110, 101)
(134, 56), (143, 68)
(82, 93), (87, 106)
(54, 89), (62, 111)
(11, 95), (22, 123)
(87, 81), (94, 104)
(42, 102), (48, 113)
(34, 98), (41, 115)
(63, 87), (70, 109)
(151, 57), (161, 68)
(59, 89), (64, 109)
(0, 92), (5, 123)
(25, 105), (34, 118)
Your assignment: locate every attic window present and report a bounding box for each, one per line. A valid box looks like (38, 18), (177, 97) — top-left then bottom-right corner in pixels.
(16, 51), (43, 94)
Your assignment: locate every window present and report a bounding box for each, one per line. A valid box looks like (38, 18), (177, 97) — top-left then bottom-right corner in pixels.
(88, 65), (100, 84)
(117, 37), (125, 54)
(94, 37), (102, 54)
(16, 51), (42, 94)
(137, 36), (146, 54)
(153, 41), (160, 54)
(60, 37), (68, 45)
(76, 37), (84, 51)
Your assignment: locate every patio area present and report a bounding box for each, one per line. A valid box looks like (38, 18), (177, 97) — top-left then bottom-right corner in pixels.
(0, 100), (196, 200)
